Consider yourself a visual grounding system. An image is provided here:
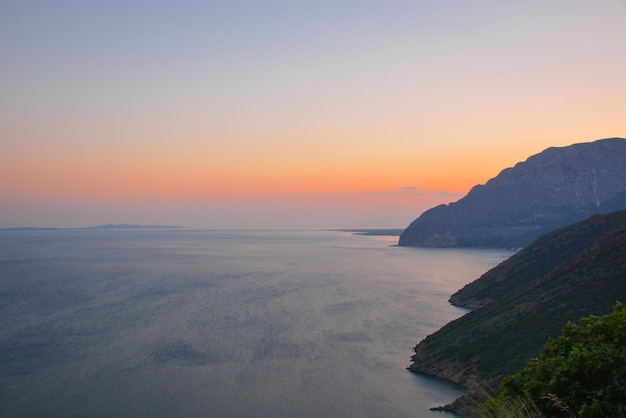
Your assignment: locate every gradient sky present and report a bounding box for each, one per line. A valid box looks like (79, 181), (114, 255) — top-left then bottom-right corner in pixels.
(2, 1), (625, 228)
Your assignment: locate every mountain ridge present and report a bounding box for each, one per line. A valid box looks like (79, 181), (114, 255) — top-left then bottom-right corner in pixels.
(399, 137), (626, 248)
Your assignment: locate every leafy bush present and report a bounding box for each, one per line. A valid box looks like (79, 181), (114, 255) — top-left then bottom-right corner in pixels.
(489, 303), (626, 417)
(477, 392), (543, 418)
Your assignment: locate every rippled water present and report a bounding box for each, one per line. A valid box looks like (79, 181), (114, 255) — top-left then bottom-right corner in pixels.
(0, 229), (513, 417)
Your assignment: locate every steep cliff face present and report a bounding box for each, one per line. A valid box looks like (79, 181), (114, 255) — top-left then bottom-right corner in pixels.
(399, 138), (626, 247)
(408, 211), (626, 391)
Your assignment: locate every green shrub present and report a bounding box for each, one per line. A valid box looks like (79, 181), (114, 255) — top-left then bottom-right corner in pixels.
(479, 392), (543, 418)
(490, 303), (626, 417)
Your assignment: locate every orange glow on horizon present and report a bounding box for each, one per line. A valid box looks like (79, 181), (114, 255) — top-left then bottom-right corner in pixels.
(1, 147), (498, 202)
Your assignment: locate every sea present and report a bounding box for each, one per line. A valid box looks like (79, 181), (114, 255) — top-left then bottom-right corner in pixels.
(0, 228), (514, 417)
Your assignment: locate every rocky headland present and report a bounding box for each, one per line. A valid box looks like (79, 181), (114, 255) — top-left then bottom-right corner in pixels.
(399, 138), (626, 248)
(408, 210), (626, 414)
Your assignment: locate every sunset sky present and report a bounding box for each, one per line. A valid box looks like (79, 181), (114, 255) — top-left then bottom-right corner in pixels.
(2, 1), (625, 228)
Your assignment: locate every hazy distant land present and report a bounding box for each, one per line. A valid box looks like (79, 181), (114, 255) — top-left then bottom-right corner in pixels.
(1, 224), (185, 231)
(334, 228), (404, 236)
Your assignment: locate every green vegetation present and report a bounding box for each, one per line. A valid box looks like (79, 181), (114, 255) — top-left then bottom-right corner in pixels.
(484, 304), (626, 418)
(477, 393), (543, 418)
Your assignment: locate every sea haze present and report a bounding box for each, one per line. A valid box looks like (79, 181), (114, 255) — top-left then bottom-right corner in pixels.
(0, 229), (514, 417)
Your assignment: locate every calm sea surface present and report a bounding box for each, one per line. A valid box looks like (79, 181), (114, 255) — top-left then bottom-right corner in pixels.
(0, 229), (514, 417)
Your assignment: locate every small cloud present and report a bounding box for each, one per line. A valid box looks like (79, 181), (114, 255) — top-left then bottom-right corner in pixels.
(380, 187), (464, 198)
(432, 191), (464, 198)
(381, 186), (422, 195)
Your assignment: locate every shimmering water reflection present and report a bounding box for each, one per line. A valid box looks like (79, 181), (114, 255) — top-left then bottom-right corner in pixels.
(0, 229), (514, 417)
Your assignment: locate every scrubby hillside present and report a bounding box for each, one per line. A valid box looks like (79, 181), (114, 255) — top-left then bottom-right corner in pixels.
(450, 210), (626, 308)
(408, 211), (626, 411)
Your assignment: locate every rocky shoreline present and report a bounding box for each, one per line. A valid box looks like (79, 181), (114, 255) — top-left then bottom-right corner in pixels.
(407, 210), (626, 415)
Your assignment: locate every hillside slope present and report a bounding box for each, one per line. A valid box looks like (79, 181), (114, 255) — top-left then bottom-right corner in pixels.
(399, 138), (626, 248)
(408, 211), (626, 392)
(449, 210), (626, 308)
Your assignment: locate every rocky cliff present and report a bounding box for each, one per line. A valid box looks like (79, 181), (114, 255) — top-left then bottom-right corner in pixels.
(399, 138), (626, 247)
(408, 210), (626, 408)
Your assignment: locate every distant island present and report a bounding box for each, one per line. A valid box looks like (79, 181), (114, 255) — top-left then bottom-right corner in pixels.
(334, 228), (404, 236)
(399, 137), (626, 248)
(1, 224), (185, 231)
(85, 224), (184, 230)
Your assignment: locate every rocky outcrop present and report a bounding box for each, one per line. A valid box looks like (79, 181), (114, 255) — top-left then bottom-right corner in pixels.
(399, 138), (626, 247)
(408, 210), (626, 408)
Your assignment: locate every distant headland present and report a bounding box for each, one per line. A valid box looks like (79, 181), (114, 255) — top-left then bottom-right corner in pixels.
(399, 137), (626, 248)
(333, 228), (404, 236)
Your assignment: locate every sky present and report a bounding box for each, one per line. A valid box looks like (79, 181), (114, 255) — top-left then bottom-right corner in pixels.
(1, 1), (625, 228)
